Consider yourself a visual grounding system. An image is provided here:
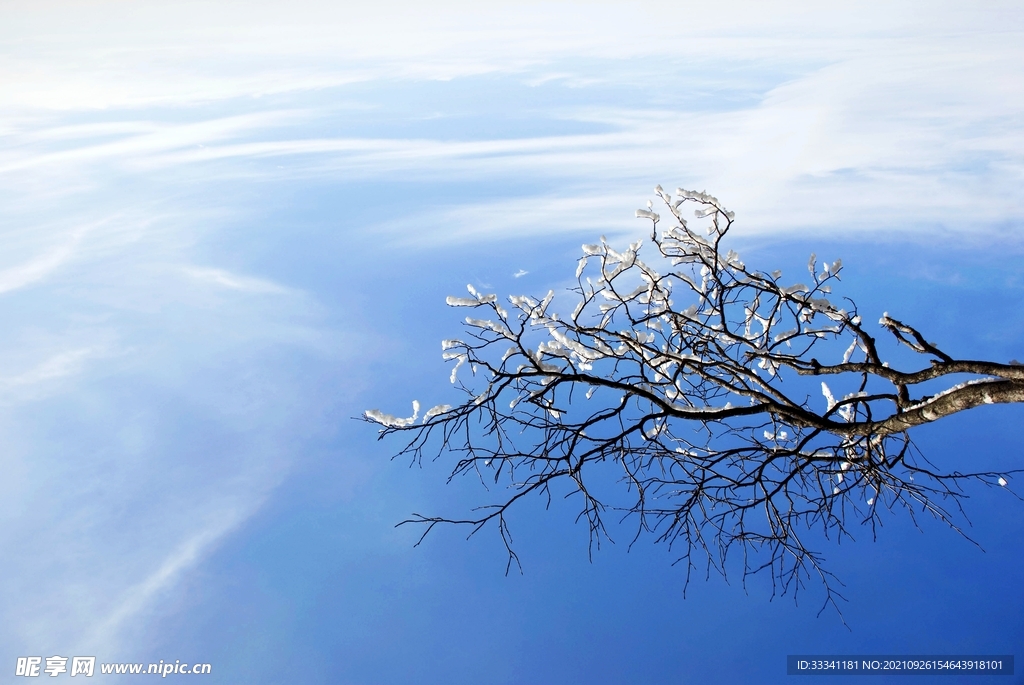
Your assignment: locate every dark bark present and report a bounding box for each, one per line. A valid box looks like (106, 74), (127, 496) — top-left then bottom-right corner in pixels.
(366, 187), (1020, 619)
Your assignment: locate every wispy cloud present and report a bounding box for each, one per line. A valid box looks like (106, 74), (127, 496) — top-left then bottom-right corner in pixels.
(374, 192), (646, 245)
(183, 267), (290, 294)
(3, 1), (1013, 111)
(0, 111), (312, 174)
(0, 227), (88, 294)
(0, 348), (98, 388)
(84, 506), (254, 654)
(7, 42), (1020, 239)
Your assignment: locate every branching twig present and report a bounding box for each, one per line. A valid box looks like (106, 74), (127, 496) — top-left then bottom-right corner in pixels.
(365, 185), (1022, 620)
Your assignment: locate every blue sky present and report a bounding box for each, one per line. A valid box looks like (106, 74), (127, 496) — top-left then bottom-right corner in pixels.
(1, 1), (1022, 683)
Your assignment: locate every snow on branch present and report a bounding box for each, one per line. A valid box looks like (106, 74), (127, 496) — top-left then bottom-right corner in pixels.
(365, 185), (1023, 620)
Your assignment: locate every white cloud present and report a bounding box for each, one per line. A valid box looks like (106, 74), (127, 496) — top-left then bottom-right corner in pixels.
(183, 266), (290, 294)
(376, 192), (647, 245)
(84, 506), (254, 654)
(1, 1), (1019, 115)
(0, 227), (88, 294)
(0, 111), (311, 175)
(2, 2), (1022, 240)
(0, 348), (98, 388)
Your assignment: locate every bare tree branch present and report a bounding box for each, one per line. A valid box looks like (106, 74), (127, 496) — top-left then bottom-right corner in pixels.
(365, 185), (1021, 619)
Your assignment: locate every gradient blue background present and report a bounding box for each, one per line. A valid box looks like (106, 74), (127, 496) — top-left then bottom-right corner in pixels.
(1, 2), (1022, 683)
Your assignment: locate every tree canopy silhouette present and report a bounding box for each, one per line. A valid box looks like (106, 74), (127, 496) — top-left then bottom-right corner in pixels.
(366, 185), (1021, 616)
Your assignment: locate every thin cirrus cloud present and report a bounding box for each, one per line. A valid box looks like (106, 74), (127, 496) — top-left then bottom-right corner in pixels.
(1, 2), (1021, 241)
(6, 76), (1021, 242)
(0, 226), (90, 294)
(80, 505), (258, 656)
(182, 267), (291, 295)
(0, 348), (99, 390)
(0, 111), (313, 175)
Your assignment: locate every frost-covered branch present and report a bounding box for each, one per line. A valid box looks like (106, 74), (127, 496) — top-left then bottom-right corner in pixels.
(365, 186), (1022, 619)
